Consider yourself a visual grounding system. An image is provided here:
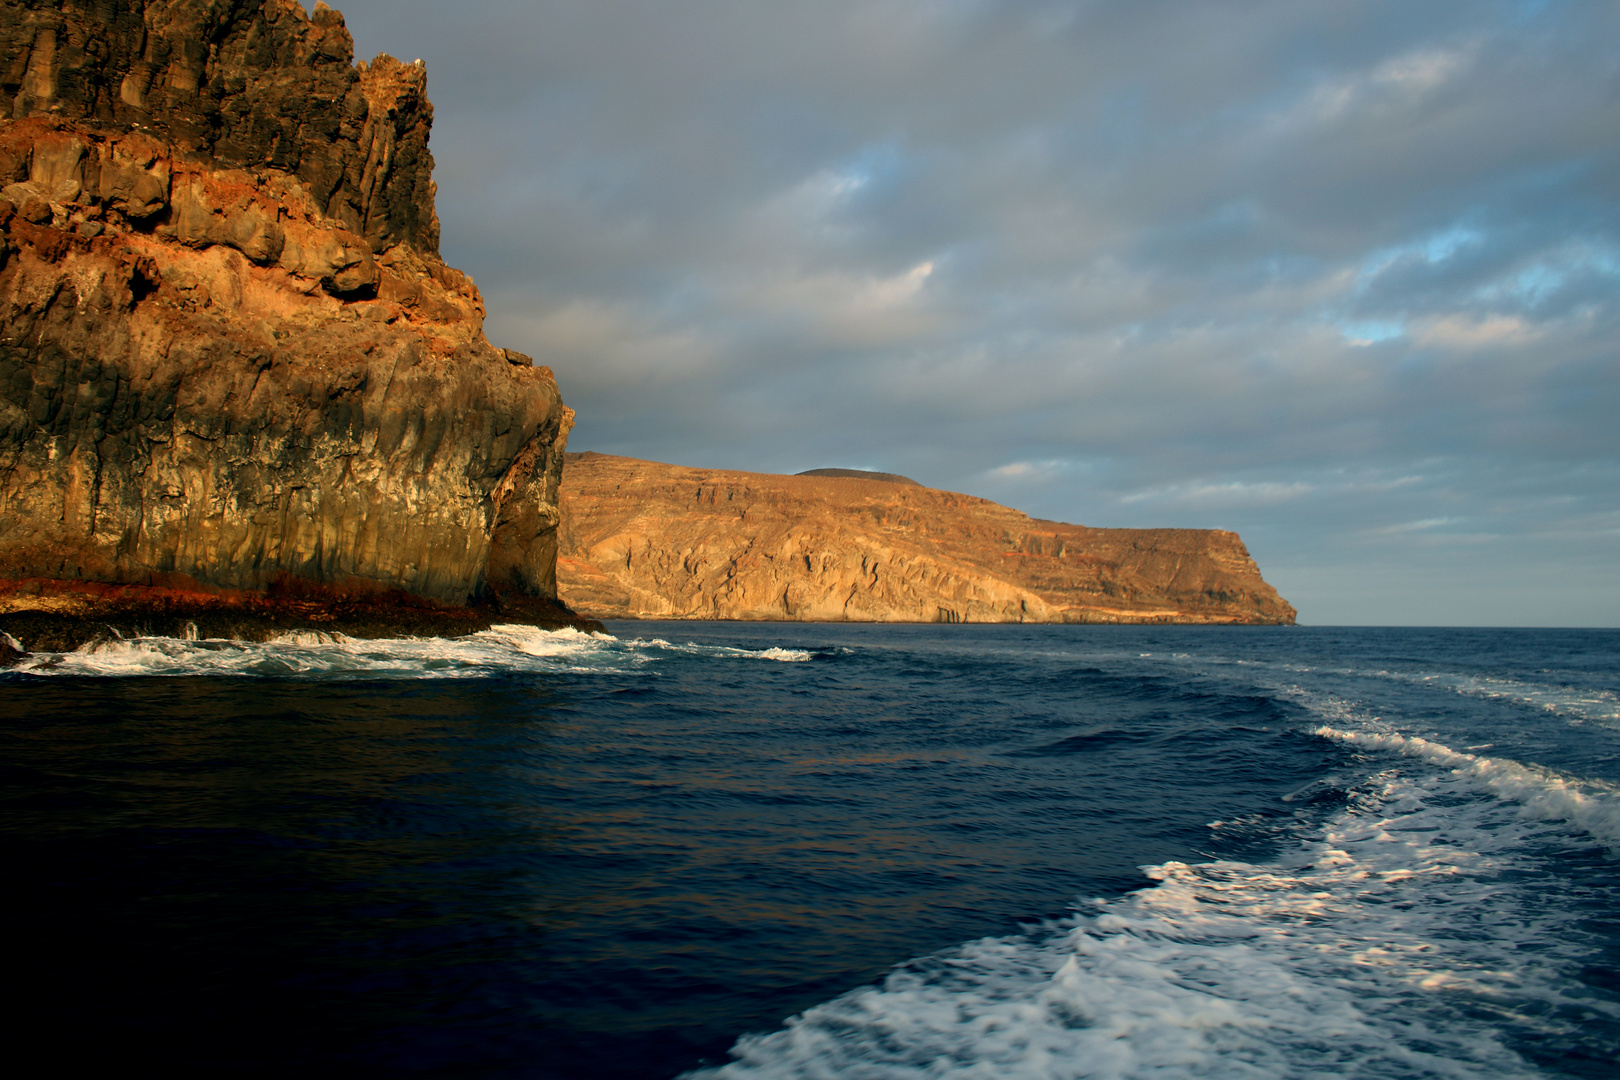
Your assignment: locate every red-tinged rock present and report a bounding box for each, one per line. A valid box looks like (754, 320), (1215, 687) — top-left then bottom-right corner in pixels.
(0, 1), (590, 647)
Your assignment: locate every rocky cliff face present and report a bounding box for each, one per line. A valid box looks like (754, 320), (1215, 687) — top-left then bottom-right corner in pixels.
(557, 454), (1297, 625)
(0, 0), (580, 642)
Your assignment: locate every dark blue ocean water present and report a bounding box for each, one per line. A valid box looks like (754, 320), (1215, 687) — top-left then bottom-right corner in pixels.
(2, 624), (1617, 1078)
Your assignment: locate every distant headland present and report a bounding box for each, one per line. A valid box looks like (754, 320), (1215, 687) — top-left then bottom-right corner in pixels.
(558, 453), (1297, 624)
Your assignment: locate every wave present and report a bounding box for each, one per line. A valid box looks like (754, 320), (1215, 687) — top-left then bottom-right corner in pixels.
(620, 636), (814, 663)
(690, 765), (1617, 1079)
(2, 623), (814, 679)
(1240, 657), (1620, 729)
(1316, 725), (1620, 851)
(1248, 669), (1620, 851)
(685, 647), (1620, 1078)
(1419, 672), (1620, 728)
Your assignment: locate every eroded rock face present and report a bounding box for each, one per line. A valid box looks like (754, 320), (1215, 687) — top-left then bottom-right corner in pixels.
(1, 0), (439, 256)
(558, 453), (1297, 625)
(0, 0), (576, 631)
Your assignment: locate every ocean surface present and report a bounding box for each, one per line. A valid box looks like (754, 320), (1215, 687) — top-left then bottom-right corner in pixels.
(3, 623), (1617, 1078)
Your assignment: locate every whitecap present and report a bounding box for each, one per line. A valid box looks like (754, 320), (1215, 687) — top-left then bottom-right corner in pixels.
(1316, 724), (1620, 850)
(757, 647), (813, 662)
(622, 637), (814, 663)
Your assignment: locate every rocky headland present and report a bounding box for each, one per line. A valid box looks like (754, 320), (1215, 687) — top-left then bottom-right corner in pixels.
(0, 0), (594, 654)
(557, 453), (1297, 624)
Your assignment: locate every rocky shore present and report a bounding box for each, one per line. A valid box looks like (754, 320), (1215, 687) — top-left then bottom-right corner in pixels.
(0, 0), (593, 653)
(0, 577), (596, 663)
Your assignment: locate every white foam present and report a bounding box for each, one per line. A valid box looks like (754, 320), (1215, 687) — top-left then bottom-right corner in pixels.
(7, 623), (625, 678)
(4, 624), (819, 678)
(1426, 672), (1620, 728)
(623, 637), (814, 663)
(1316, 725), (1620, 850)
(471, 623), (616, 657)
(267, 629), (355, 646)
(692, 770), (1617, 1079)
(757, 647), (813, 662)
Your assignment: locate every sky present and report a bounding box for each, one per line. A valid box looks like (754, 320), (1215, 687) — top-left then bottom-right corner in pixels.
(331, 0), (1618, 626)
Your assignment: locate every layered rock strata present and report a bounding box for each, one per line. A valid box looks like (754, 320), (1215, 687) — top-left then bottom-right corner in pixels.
(0, 0), (590, 649)
(558, 453), (1297, 624)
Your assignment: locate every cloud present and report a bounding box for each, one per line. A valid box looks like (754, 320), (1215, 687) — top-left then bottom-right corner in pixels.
(1412, 314), (1538, 349)
(1361, 516), (1457, 536)
(1273, 44), (1473, 133)
(734, 260), (942, 348)
(985, 458), (1095, 484)
(333, 0), (1620, 625)
(1120, 480), (1318, 508)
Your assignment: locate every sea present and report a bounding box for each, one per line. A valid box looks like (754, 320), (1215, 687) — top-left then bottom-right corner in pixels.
(3, 622), (1617, 1079)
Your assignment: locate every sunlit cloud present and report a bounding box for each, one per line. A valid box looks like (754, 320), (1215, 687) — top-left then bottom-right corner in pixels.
(1362, 517), (1456, 536)
(985, 459), (1093, 483)
(1412, 314), (1538, 349)
(1120, 480), (1317, 508)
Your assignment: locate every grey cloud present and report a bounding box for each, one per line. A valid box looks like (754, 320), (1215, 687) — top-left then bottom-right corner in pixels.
(331, 0), (1618, 624)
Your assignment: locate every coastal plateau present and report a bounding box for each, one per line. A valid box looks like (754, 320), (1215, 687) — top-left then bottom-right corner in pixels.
(0, 0), (590, 653)
(557, 453), (1297, 625)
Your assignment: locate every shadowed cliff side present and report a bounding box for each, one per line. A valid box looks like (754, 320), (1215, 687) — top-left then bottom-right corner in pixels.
(557, 453), (1297, 624)
(0, 0), (593, 647)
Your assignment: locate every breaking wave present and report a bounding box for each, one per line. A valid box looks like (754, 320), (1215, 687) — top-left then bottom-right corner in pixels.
(1316, 725), (1620, 850)
(3, 623), (815, 679)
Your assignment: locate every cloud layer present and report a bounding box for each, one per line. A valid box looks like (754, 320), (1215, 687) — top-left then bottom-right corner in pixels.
(338, 0), (1619, 624)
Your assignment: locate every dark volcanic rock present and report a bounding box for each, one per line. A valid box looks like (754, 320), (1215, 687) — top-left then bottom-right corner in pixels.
(0, 0), (439, 255)
(0, 1), (590, 645)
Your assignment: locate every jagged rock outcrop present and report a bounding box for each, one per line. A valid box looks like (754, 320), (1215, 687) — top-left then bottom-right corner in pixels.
(558, 453), (1297, 624)
(0, 0), (585, 643)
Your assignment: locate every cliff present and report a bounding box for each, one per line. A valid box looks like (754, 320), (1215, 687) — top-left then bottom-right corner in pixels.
(557, 453), (1297, 625)
(0, 0), (587, 648)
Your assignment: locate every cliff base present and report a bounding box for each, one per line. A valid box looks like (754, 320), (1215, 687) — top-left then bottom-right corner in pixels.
(0, 577), (601, 659)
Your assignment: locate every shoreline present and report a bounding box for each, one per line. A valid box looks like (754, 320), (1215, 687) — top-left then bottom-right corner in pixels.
(0, 578), (604, 661)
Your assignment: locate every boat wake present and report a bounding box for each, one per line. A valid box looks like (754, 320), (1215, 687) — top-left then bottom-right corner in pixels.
(692, 754), (1618, 1079)
(689, 675), (1620, 1079)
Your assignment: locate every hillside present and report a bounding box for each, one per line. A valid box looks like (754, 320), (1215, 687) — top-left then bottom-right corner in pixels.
(557, 453), (1296, 624)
